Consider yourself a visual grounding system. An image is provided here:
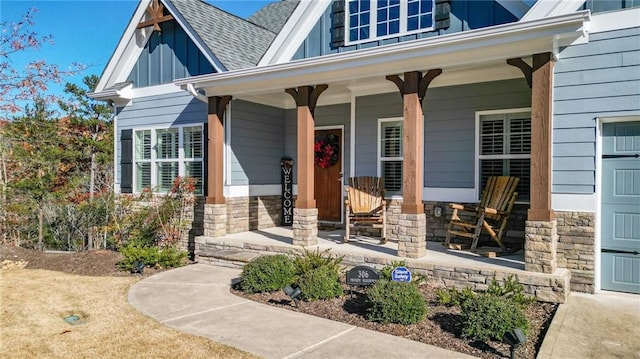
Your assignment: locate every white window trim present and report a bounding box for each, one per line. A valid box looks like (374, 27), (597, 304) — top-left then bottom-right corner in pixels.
(377, 117), (404, 199)
(345, 0), (436, 46)
(474, 107), (531, 201)
(132, 124), (204, 194)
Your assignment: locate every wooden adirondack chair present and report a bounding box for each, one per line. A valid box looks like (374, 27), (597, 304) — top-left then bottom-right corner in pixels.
(344, 177), (387, 243)
(445, 176), (519, 251)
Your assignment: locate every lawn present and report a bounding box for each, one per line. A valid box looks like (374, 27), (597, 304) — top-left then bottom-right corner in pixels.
(0, 268), (258, 359)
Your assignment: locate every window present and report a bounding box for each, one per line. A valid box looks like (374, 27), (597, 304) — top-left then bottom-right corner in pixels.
(347, 0), (434, 44)
(133, 126), (204, 194)
(379, 119), (403, 196)
(477, 110), (531, 201)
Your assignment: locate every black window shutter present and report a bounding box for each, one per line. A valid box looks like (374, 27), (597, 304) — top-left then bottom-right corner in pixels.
(330, 0), (345, 49)
(435, 0), (451, 30)
(120, 129), (133, 193)
(203, 124), (208, 196)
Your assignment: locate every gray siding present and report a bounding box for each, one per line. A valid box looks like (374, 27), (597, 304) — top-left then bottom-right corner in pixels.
(354, 79), (531, 188)
(284, 103), (351, 183)
(293, 0), (519, 60)
(230, 100), (286, 185)
(127, 20), (214, 88)
(554, 26), (640, 194)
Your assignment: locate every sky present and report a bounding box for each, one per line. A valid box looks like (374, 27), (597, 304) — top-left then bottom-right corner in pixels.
(0, 0), (277, 113)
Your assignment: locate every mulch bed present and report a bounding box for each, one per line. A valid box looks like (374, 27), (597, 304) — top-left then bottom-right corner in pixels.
(232, 284), (557, 359)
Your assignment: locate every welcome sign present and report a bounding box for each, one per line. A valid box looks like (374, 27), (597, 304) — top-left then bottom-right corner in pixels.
(281, 158), (294, 225)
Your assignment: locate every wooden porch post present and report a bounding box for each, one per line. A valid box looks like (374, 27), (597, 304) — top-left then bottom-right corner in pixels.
(529, 53), (554, 221)
(387, 70), (442, 258)
(508, 53), (558, 275)
(285, 85), (328, 246)
(206, 95), (232, 205)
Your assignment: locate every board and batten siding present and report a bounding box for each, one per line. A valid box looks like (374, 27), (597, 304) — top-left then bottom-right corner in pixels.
(354, 79), (531, 188)
(229, 100), (286, 185)
(554, 26), (640, 194)
(292, 0), (518, 61)
(284, 103), (351, 183)
(127, 20), (214, 88)
(115, 91), (207, 190)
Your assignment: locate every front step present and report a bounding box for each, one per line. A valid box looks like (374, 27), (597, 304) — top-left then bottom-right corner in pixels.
(196, 248), (260, 268)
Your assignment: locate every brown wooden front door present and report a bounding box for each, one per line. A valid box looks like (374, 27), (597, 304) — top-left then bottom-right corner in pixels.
(314, 128), (342, 222)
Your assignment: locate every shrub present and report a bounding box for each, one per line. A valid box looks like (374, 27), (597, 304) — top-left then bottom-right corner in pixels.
(291, 248), (343, 301)
(239, 255), (295, 293)
(297, 265), (343, 301)
(366, 280), (427, 325)
(436, 287), (476, 307)
(487, 275), (535, 306)
(460, 294), (529, 342)
(117, 243), (187, 272)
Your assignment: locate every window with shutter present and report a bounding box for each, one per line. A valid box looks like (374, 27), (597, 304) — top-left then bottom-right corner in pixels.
(132, 125), (204, 194)
(477, 110), (531, 201)
(379, 119), (403, 196)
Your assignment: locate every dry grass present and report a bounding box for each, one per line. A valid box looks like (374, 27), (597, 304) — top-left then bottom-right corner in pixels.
(0, 269), (259, 359)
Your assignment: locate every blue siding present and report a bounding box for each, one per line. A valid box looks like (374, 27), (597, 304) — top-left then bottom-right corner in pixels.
(293, 0), (519, 60)
(127, 20), (214, 88)
(230, 100), (286, 185)
(554, 26), (640, 194)
(354, 79), (530, 188)
(284, 104), (351, 184)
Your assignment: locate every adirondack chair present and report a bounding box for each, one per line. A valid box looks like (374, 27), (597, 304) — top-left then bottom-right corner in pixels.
(344, 177), (387, 244)
(445, 176), (519, 251)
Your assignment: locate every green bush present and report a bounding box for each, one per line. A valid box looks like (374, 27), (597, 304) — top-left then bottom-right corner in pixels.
(366, 280), (427, 325)
(239, 255), (295, 293)
(117, 243), (187, 272)
(292, 248), (343, 276)
(298, 265), (343, 301)
(436, 287), (476, 307)
(461, 294), (529, 342)
(487, 275), (535, 306)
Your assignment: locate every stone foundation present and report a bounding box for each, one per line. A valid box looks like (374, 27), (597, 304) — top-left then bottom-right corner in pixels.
(195, 235), (572, 303)
(292, 208), (318, 246)
(397, 213), (427, 258)
(555, 211), (596, 293)
(225, 196), (281, 233)
(204, 203), (227, 237)
(525, 220), (558, 274)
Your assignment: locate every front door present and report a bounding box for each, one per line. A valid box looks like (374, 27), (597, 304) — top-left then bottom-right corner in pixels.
(601, 121), (640, 294)
(314, 128), (342, 222)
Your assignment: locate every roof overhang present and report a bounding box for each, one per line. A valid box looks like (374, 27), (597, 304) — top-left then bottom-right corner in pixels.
(176, 11), (589, 99)
(88, 82), (134, 106)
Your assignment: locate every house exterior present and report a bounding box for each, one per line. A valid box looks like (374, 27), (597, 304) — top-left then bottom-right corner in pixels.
(90, 0), (640, 297)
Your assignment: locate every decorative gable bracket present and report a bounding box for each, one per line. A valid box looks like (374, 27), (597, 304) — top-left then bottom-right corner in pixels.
(137, 0), (174, 31)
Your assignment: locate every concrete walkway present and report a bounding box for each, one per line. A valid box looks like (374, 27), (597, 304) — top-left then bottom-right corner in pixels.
(129, 264), (474, 359)
(538, 291), (640, 359)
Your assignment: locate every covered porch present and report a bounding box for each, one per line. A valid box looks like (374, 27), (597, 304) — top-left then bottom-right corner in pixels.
(194, 226), (571, 303)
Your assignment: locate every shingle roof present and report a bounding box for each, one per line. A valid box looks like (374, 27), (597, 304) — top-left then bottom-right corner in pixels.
(248, 0), (299, 33)
(169, 0), (277, 71)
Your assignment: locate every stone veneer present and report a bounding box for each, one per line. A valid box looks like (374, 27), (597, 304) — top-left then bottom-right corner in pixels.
(225, 196), (281, 233)
(195, 236), (571, 303)
(292, 208), (318, 246)
(203, 203), (227, 237)
(555, 211), (596, 293)
(397, 213), (427, 258)
(525, 220), (558, 274)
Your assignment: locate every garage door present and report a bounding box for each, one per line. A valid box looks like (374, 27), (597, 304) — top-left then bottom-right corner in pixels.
(601, 122), (640, 294)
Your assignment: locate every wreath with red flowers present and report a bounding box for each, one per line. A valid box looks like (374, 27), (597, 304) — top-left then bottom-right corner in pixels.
(314, 134), (340, 168)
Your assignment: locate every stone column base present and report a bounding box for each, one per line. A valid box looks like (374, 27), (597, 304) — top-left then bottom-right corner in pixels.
(204, 203), (227, 237)
(525, 219), (558, 273)
(293, 208), (318, 246)
(397, 213), (426, 258)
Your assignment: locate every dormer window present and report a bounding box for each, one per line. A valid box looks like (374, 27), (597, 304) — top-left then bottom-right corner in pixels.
(346, 0), (435, 44)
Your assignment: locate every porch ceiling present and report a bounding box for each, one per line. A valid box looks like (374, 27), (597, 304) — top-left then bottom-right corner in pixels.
(175, 11), (589, 107)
